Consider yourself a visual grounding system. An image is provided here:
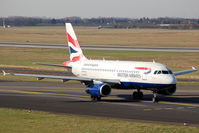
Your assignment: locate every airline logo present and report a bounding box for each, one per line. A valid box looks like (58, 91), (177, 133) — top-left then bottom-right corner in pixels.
(67, 30), (84, 62)
(135, 67), (152, 74)
(63, 23), (86, 67)
(69, 46), (78, 54)
(67, 33), (80, 48)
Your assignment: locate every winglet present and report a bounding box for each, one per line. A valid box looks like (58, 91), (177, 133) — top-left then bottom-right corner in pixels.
(2, 70), (10, 76)
(192, 66), (197, 70)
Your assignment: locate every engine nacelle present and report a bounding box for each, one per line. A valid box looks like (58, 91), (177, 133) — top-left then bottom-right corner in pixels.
(86, 84), (111, 97)
(157, 85), (176, 95)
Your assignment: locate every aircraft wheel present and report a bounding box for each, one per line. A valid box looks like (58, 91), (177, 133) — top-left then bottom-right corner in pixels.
(97, 97), (101, 101)
(152, 97), (159, 103)
(133, 91), (143, 100)
(91, 96), (96, 101)
(91, 96), (101, 101)
(133, 92), (139, 99)
(152, 91), (159, 103)
(139, 92), (143, 99)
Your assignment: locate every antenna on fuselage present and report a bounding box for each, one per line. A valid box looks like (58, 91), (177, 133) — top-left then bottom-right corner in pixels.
(153, 59), (155, 63)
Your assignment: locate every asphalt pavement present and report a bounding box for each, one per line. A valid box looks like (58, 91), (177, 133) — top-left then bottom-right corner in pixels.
(0, 81), (199, 126)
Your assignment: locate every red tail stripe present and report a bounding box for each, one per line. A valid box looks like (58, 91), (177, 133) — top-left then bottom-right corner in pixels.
(67, 33), (80, 48)
(71, 54), (84, 62)
(72, 56), (81, 62)
(62, 54), (83, 67)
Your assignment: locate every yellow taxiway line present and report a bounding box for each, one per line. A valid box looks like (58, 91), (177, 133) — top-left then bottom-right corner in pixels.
(141, 100), (199, 107)
(0, 89), (199, 107)
(0, 89), (88, 98)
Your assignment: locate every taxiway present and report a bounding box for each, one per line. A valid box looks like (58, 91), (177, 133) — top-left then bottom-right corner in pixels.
(0, 81), (199, 125)
(1, 42), (199, 52)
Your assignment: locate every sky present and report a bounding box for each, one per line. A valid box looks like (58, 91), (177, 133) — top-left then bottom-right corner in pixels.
(0, 0), (199, 18)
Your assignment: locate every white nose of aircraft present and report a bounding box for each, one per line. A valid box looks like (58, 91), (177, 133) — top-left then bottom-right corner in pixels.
(164, 75), (177, 84)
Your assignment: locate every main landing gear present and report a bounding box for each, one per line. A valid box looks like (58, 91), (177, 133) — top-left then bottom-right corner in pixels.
(133, 89), (159, 103)
(90, 96), (101, 101)
(133, 89), (143, 100)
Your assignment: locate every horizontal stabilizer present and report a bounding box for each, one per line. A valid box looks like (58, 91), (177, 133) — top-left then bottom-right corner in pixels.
(33, 62), (66, 67)
(33, 62), (72, 71)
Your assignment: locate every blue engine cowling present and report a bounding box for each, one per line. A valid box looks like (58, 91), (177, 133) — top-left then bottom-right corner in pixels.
(86, 84), (111, 97)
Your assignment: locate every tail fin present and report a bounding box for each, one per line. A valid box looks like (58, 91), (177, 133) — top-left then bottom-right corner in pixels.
(65, 23), (86, 62)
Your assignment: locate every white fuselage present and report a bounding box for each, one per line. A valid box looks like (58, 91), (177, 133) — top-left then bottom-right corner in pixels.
(71, 59), (176, 89)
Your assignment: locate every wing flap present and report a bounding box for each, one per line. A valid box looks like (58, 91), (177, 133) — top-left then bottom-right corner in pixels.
(99, 79), (121, 84)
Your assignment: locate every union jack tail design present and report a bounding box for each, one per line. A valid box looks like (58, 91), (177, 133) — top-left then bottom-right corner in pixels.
(65, 23), (86, 63)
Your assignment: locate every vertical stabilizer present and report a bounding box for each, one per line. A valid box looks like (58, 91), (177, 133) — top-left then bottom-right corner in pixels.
(65, 23), (86, 62)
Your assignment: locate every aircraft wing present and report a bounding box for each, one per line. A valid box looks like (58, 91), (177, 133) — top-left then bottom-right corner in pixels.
(2, 71), (121, 84)
(174, 67), (197, 76)
(33, 62), (67, 67)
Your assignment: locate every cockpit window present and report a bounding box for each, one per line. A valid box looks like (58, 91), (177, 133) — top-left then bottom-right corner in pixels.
(154, 70), (172, 75)
(154, 71), (158, 74)
(162, 70), (169, 74)
(168, 70), (173, 74)
(166, 66), (173, 74)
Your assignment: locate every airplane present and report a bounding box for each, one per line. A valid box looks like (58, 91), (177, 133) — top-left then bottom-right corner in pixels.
(2, 23), (197, 103)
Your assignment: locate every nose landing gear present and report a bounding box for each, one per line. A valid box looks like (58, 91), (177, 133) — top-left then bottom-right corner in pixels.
(133, 89), (159, 103)
(152, 91), (159, 103)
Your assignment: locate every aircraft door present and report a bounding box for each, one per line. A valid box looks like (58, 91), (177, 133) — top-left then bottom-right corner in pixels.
(142, 73), (147, 80)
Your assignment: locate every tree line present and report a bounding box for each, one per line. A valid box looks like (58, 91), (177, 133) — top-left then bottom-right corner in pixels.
(1, 16), (199, 29)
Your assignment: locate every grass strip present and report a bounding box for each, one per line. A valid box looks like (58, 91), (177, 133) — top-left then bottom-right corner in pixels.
(0, 108), (198, 133)
(1, 26), (199, 47)
(0, 47), (198, 79)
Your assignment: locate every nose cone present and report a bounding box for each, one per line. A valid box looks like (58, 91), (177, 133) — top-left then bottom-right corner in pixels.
(164, 75), (176, 84)
(171, 75), (177, 84)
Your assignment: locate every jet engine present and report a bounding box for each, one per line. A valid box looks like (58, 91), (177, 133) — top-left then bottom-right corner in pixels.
(157, 84), (176, 95)
(86, 83), (111, 97)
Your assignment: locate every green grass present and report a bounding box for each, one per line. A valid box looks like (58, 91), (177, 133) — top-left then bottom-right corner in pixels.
(0, 108), (198, 133)
(177, 82), (199, 86)
(0, 47), (198, 80)
(1, 26), (199, 47)
(0, 47), (67, 71)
